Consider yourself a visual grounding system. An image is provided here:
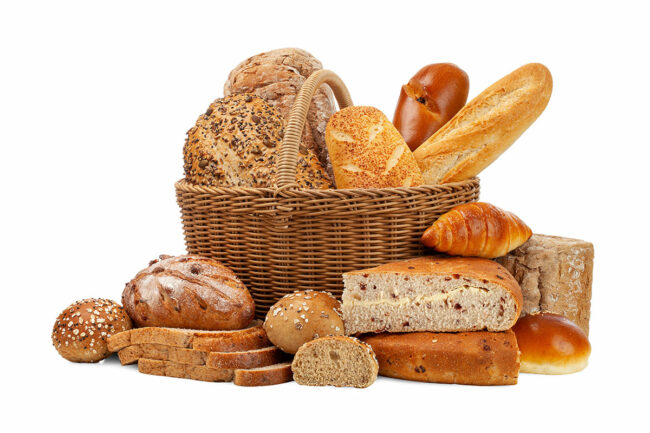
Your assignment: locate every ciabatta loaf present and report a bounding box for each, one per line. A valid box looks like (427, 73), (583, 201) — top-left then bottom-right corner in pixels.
(342, 256), (523, 334)
(413, 63), (552, 184)
(326, 106), (424, 188)
(361, 330), (520, 385)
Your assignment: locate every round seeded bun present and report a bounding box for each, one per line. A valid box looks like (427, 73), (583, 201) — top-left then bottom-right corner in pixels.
(263, 290), (344, 354)
(512, 312), (591, 374)
(52, 298), (132, 363)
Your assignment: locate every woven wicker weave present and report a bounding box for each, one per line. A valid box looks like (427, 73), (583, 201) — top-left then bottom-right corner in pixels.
(176, 70), (480, 318)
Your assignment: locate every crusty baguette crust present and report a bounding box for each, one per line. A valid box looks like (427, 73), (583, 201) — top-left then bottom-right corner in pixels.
(326, 106), (424, 189)
(107, 321), (264, 352)
(361, 330), (520, 385)
(205, 346), (285, 369)
(414, 63), (552, 184)
(421, 202), (532, 258)
(234, 362), (293, 386)
(137, 358), (234, 382)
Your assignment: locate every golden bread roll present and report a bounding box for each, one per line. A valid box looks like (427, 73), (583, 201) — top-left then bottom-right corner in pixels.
(512, 312), (591, 374)
(414, 63), (552, 184)
(325, 106), (424, 189)
(421, 202), (532, 258)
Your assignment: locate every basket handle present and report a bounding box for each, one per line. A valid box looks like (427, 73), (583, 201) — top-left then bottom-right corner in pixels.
(277, 69), (353, 188)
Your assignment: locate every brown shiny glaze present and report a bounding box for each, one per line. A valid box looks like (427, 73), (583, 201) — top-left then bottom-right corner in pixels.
(393, 63), (469, 151)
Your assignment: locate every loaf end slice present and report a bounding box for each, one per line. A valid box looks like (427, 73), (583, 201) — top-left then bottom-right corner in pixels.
(342, 256), (523, 334)
(292, 336), (378, 388)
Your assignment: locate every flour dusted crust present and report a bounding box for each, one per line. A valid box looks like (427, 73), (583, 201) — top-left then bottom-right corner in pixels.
(496, 234), (594, 334)
(224, 48), (336, 181)
(121, 255), (255, 331)
(184, 93), (331, 188)
(52, 298), (132, 363)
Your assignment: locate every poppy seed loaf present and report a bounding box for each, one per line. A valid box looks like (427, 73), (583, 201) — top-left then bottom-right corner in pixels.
(342, 256), (523, 334)
(292, 336), (378, 388)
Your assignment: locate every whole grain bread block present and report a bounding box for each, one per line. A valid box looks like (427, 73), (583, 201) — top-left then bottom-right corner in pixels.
(107, 321), (264, 352)
(496, 234), (594, 334)
(118, 344), (209, 366)
(343, 256), (523, 334)
(234, 362), (293, 387)
(361, 330), (520, 385)
(137, 358), (234, 382)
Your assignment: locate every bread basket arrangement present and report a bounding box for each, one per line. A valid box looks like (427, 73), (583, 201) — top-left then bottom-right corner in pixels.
(52, 48), (594, 388)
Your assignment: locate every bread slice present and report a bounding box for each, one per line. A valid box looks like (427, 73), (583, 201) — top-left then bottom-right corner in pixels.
(361, 330), (520, 385)
(233, 362), (293, 386)
(413, 63), (552, 184)
(118, 344), (209, 366)
(292, 336), (378, 388)
(137, 358), (233, 382)
(342, 256), (523, 334)
(107, 320), (263, 352)
(205, 346), (285, 369)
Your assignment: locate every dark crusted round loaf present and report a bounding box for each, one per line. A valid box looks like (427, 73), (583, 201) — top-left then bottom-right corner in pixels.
(183, 93), (332, 188)
(122, 255), (255, 330)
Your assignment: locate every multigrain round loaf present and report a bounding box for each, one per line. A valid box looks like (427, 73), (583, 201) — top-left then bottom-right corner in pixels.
(224, 48), (336, 178)
(183, 93), (332, 189)
(263, 290), (344, 354)
(512, 312), (591, 374)
(292, 335), (378, 388)
(122, 255), (254, 330)
(52, 299), (132, 363)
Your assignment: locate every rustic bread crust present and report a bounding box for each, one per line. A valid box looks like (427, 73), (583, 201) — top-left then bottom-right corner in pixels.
(223, 48), (336, 179)
(414, 63), (552, 184)
(496, 234), (594, 334)
(325, 106), (424, 188)
(362, 330), (520, 385)
(122, 255), (255, 331)
(137, 358), (234, 382)
(233, 362), (293, 386)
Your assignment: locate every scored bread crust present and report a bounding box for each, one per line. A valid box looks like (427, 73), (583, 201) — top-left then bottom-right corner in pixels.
(325, 106), (424, 189)
(413, 63), (552, 184)
(223, 48), (336, 179)
(361, 330), (520, 385)
(342, 256), (523, 334)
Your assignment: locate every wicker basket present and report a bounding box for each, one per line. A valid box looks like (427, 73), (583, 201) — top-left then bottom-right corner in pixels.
(176, 70), (480, 318)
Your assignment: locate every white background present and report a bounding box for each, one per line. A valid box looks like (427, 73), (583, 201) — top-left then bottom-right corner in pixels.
(1, 0), (647, 431)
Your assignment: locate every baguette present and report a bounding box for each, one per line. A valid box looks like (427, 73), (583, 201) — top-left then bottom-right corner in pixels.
(413, 63), (552, 184)
(361, 330), (520, 385)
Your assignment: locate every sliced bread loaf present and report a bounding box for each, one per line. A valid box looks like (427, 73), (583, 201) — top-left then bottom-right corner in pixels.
(292, 336), (378, 388)
(118, 344), (208, 366)
(205, 346), (285, 369)
(138, 358), (234, 382)
(342, 256), (523, 334)
(234, 362), (293, 387)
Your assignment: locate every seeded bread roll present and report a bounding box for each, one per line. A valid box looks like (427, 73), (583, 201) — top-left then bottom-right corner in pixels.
(122, 255), (255, 331)
(183, 93), (332, 188)
(326, 106), (424, 188)
(263, 290), (344, 354)
(224, 48), (336, 179)
(292, 336), (378, 388)
(342, 256), (523, 334)
(512, 312), (591, 374)
(52, 299), (132, 363)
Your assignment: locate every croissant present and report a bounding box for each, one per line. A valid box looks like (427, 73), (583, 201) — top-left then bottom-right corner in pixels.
(421, 202), (532, 258)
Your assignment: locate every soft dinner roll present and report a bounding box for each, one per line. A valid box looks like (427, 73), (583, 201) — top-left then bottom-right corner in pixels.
(52, 298), (132, 363)
(263, 290), (344, 354)
(512, 312), (591, 374)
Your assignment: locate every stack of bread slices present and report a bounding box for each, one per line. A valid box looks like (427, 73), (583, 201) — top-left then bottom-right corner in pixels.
(107, 321), (293, 386)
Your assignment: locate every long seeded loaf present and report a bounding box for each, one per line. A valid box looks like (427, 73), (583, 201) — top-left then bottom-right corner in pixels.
(137, 358), (234, 382)
(342, 256), (523, 334)
(205, 346), (285, 369)
(234, 362), (293, 386)
(361, 330), (520, 385)
(107, 321), (264, 352)
(496, 234), (594, 334)
(413, 63), (552, 184)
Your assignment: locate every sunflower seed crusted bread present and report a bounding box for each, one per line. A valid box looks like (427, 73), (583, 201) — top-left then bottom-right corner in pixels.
(342, 256), (523, 334)
(292, 336), (378, 388)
